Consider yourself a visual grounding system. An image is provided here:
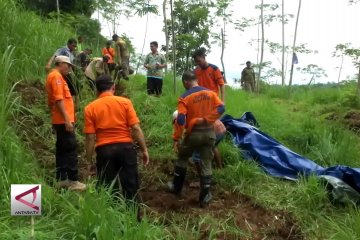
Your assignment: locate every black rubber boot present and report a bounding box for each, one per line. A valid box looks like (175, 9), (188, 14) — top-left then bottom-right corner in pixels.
(167, 166), (186, 195)
(199, 175), (212, 208)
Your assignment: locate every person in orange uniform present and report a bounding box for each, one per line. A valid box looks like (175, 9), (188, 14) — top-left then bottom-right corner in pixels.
(45, 56), (86, 191)
(84, 75), (149, 221)
(168, 71), (225, 207)
(192, 48), (225, 102)
(102, 40), (116, 73)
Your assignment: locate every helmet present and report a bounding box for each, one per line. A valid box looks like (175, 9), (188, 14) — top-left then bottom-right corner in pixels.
(172, 110), (178, 121)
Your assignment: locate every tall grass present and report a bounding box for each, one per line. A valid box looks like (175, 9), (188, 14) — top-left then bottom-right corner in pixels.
(0, 0), (75, 81)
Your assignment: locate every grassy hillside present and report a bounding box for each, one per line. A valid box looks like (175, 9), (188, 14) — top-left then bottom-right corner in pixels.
(0, 0), (75, 80)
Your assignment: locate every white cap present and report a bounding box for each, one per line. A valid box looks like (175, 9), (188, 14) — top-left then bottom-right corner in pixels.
(54, 56), (74, 66)
(172, 110), (178, 121)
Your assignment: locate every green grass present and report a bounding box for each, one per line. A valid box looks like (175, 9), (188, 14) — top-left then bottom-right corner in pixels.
(0, 0), (76, 81)
(2, 0), (360, 238)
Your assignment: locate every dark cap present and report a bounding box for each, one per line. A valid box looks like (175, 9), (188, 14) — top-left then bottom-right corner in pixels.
(95, 75), (114, 92)
(112, 34), (119, 41)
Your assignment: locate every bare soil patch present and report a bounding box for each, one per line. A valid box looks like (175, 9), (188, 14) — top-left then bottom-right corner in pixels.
(140, 160), (303, 240)
(343, 110), (360, 132)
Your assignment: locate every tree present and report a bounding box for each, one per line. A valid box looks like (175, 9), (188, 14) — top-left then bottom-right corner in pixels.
(166, 0), (214, 74)
(47, 12), (105, 45)
(19, 0), (96, 17)
(134, 1), (159, 73)
(281, 0), (285, 86)
(288, 0), (302, 87)
(297, 64), (327, 85)
(252, 2), (287, 90)
(163, 0), (169, 72)
(258, 0), (265, 93)
(349, 0), (360, 4)
(214, 0), (233, 83)
(97, 0), (158, 35)
(333, 43), (351, 86)
(344, 47), (360, 94)
(170, 0), (176, 93)
(253, 61), (281, 84)
(266, 41), (312, 82)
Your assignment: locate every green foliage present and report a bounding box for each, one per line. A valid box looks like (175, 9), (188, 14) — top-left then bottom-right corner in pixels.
(48, 12), (106, 46)
(166, 0), (213, 73)
(97, 0), (159, 33)
(0, 0), (75, 80)
(19, 0), (96, 17)
(297, 64), (327, 85)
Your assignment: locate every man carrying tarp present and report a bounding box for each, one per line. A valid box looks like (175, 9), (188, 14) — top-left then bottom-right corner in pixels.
(168, 71), (225, 207)
(84, 75), (149, 221)
(84, 56), (110, 90)
(112, 34), (130, 81)
(241, 61), (256, 92)
(45, 56), (86, 191)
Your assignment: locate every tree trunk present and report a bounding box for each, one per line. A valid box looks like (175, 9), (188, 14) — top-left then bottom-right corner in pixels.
(112, 12), (116, 34)
(358, 65), (360, 95)
(281, 0), (285, 86)
(97, 4), (100, 50)
(170, 0), (176, 94)
(289, 0), (302, 87)
(256, 15), (260, 66)
(258, 0), (265, 93)
(56, 0), (60, 23)
(337, 55), (344, 87)
(135, 12), (149, 74)
(163, 0), (169, 73)
(308, 75), (315, 86)
(221, 27), (227, 83)
(185, 50), (190, 70)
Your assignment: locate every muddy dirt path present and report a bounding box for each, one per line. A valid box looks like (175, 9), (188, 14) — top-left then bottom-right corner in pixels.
(139, 160), (302, 240)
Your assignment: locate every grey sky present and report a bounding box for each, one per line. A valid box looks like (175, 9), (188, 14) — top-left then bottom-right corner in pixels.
(93, 0), (360, 85)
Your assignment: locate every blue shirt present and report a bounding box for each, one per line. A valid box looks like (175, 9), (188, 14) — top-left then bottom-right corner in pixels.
(54, 46), (74, 63)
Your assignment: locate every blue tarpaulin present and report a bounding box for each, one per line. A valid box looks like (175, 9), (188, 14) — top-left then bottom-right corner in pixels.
(222, 113), (360, 198)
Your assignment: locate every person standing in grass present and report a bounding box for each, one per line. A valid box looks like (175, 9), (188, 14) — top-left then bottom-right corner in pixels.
(168, 71), (225, 208)
(241, 61), (256, 92)
(112, 34), (130, 80)
(144, 41), (167, 96)
(77, 36), (85, 53)
(102, 40), (116, 74)
(45, 56), (86, 191)
(84, 75), (149, 221)
(46, 38), (78, 97)
(193, 48), (225, 102)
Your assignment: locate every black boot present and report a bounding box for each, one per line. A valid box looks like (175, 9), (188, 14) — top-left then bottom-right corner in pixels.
(199, 175), (212, 208)
(167, 166), (186, 195)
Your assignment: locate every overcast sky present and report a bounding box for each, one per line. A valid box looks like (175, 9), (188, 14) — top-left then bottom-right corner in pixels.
(93, 0), (360, 85)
